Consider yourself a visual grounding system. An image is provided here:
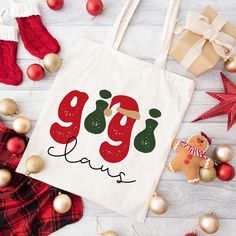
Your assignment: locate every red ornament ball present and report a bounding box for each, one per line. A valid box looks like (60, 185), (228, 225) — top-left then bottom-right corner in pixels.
(7, 137), (25, 154)
(86, 0), (103, 16)
(27, 64), (45, 81)
(47, 0), (64, 10)
(216, 163), (235, 181)
(185, 233), (197, 236)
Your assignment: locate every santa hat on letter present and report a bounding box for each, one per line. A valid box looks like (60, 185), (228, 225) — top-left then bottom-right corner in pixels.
(104, 95), (140, 120)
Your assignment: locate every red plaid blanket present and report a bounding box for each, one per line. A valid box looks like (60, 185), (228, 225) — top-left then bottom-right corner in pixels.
(0, 121), (83, 236)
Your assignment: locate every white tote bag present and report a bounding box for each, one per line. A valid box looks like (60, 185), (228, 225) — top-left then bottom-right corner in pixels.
(17, 0), (195, 222)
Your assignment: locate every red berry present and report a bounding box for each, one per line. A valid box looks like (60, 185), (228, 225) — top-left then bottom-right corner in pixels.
(47, 0), (64, 10)
(86, 0), (103, 16)
(27, 64), (45, 81)
(7, 137), (25, 154)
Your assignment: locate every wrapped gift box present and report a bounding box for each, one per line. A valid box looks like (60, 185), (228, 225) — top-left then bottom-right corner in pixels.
(169, 5), (236, 76)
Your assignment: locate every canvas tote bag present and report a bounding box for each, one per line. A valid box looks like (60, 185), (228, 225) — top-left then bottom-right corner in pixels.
(16, 0), (195, 222)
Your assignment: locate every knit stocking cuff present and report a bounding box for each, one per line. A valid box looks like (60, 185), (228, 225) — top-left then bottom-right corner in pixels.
(9, 0), (40, 18)
(0, 24), (18, 42)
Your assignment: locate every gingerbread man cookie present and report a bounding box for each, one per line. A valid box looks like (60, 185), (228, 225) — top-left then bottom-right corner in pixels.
(167, 132), (214, 185)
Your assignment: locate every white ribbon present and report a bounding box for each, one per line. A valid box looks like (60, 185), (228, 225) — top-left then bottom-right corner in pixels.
(0, 9), (8, 24)
(179, 11), (236, 69)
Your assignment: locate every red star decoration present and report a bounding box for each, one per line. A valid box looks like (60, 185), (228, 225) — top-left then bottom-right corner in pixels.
(193, 73), (236, 131)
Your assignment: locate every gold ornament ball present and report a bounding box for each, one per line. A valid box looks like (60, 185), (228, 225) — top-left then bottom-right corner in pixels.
(214, 145), (234, 163)
(43, 53), (62, 72)
(149, 193), (168, 215)
(199, 213), (220, 234)
(13, 116), (31, 134)
(199, 167), (216, 182)
(224, 56), (236, 73)
(25, 155), (45, 175)
(100, 231), (119, 236)
(53, 193), (72, 214)
(0, 98), (19, 116)
(0, 169), (12, 187)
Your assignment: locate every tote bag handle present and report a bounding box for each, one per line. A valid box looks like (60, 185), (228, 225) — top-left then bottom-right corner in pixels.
(104, 0), (180, 69)
(155, 0), (180, 68)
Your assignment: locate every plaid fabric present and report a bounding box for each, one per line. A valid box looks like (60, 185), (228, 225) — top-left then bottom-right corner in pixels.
(0, 121), (83, 236)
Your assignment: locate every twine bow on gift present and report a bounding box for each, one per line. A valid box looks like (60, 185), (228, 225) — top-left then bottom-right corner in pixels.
(178, 11), (236, 69)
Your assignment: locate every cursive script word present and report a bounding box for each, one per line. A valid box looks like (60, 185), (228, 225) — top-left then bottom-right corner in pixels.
(47, 137), (136, 184)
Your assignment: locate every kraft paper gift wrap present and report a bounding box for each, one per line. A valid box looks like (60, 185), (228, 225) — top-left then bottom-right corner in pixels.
(169, 5), (236, 76)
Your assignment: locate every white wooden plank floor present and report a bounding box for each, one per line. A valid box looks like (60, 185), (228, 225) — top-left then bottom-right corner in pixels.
(0, 0), (236, 235)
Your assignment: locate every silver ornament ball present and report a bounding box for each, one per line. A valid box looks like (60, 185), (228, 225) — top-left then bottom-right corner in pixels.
(199, 213), (220, 234)
(13, 116), (31, 134)
(224, 56), (236, 73)
(149, 193), (168, 215)
(43, 53), (62, 72)
(0, 169), (12, 187)
(53, 193), (72, 214)
(214, 145), (234, 163)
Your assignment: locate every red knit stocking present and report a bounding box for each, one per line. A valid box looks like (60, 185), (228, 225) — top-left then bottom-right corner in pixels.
(9, 0), (60, 59)
(0, 9), (22, 86)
